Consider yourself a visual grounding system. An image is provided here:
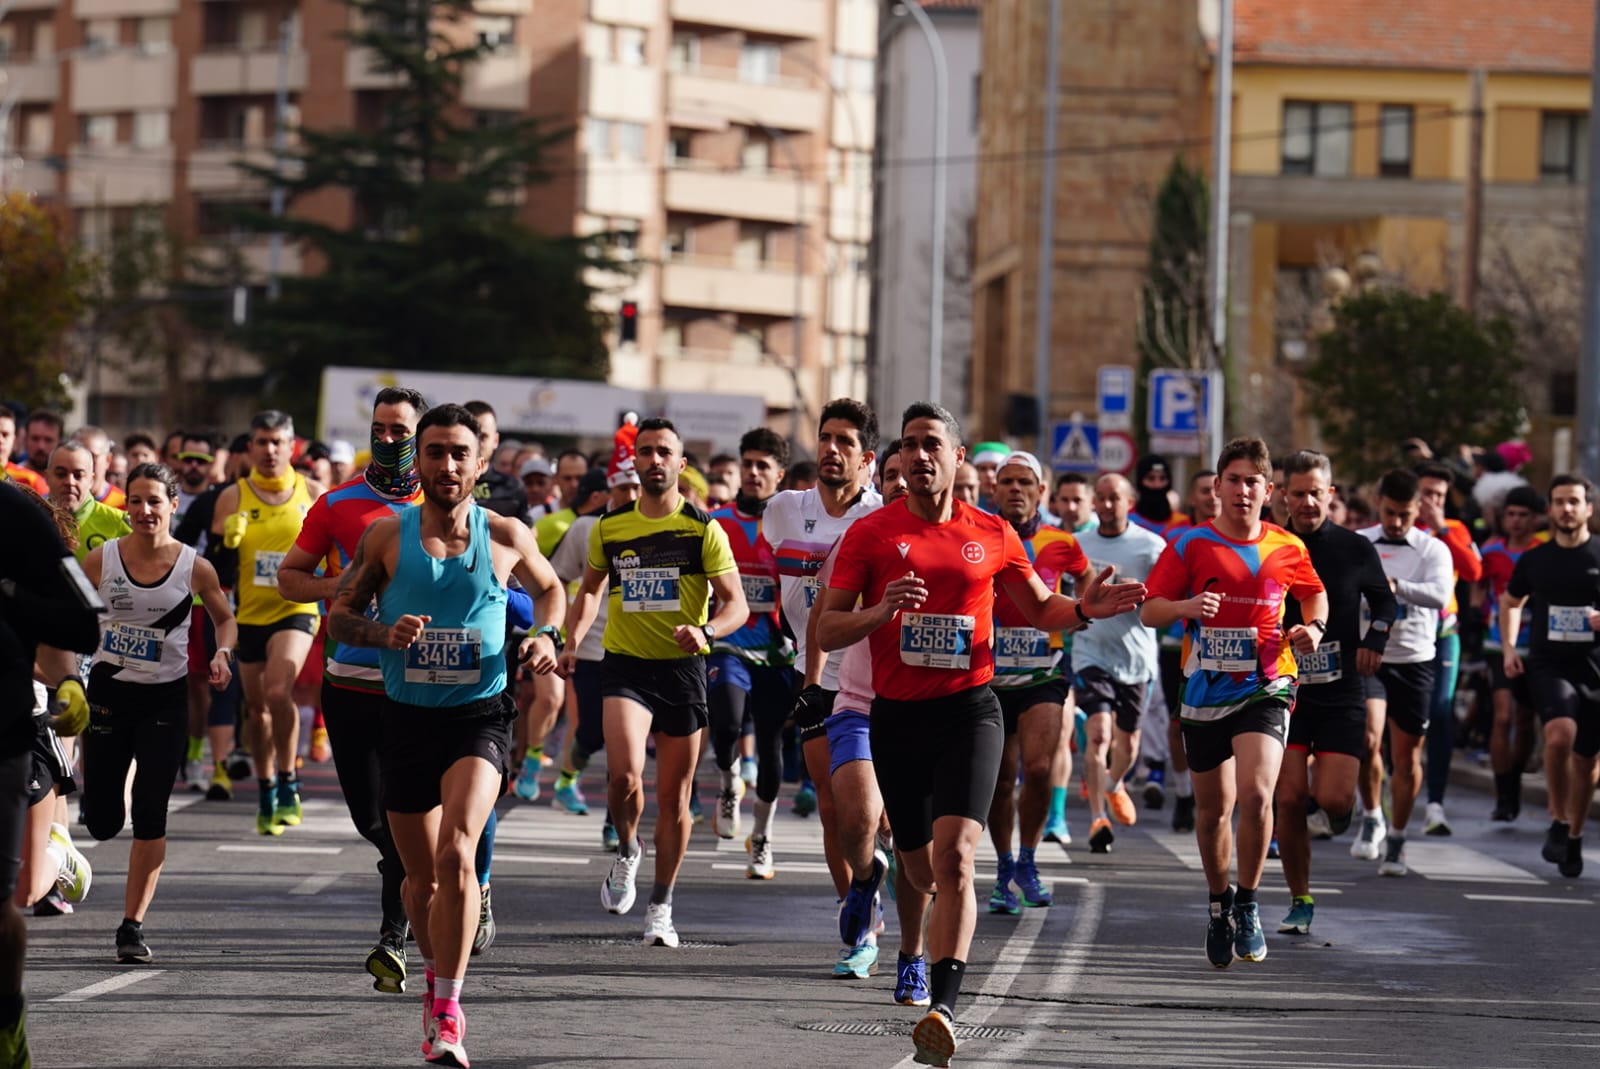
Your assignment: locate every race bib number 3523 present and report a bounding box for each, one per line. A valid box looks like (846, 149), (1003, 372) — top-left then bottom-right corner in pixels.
(103, 622), (163, 671)
(900, 612), (976, 670)
(1198, 626), (1258, 674)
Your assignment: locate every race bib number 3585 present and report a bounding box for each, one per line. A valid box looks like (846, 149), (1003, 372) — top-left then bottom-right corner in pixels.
(900, 612), (975, 670)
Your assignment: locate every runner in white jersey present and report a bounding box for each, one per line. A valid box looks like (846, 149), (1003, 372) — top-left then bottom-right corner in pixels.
(760, 399), (884, 974)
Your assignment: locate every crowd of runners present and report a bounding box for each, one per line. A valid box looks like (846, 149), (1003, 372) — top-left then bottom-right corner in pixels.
(2, 394), (1596, 1067)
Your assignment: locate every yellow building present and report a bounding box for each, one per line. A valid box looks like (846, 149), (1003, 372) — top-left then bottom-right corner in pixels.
(1228, 0), (1591, 461)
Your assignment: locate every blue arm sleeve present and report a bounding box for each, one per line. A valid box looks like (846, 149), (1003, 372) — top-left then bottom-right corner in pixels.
(505, 587), (534, 630)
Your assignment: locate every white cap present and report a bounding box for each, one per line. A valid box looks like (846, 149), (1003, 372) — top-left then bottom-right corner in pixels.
(998, 451), (1044, 483)
(520, 456), (554, 478)
(328, 439), (356, 465)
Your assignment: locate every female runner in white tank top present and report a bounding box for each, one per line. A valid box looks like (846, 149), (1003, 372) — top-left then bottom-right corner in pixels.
(80, 463), (237, 964)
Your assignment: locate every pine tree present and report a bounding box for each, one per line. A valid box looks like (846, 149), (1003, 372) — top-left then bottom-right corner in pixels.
(239, 0), (619, 417)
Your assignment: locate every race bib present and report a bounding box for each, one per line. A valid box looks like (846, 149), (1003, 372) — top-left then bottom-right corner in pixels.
(404, 627), (483, 684)
(899, 612), (975, 670)
(621, 568), (681, 613)
(1296, 640), (1341, 685)
(993, 627), (1054, 673)
(742, 573), (778, 613)
(102, 622), (163, 671)
(802, 576), (822, 609)
(1198, 626), (1257, 673)
(253, 550), (285, 587)
(1548, 606), (1595, 643)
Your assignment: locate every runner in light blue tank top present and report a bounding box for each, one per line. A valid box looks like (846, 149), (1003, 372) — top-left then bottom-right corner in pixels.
(379, 503), (508, 708)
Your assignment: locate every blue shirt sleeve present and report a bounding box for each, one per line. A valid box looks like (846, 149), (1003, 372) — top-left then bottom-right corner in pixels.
(505, 586), (534, 630)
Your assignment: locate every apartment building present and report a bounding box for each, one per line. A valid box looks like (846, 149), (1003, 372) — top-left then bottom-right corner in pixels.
(0, 0), (876, 444)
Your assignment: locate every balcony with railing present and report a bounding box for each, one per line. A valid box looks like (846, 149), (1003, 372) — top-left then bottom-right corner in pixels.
(668, 67), (825, 133)
(668, 0), (824, 40)
(663, 159), (816, 225)
(71, 46), (177, 112)
(191, 41), (307, 96)
(661, 253), (819, 318)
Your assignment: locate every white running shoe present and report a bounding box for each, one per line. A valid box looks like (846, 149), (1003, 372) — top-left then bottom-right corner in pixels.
(50, 823), (92, 904)
(642, 902), (679, 947)
(746, 834), (774, 880)
(1350, 814), (1386, 861)
(1305, 808), (1334, 840)
(713, 779), (744, 840)
(1423, 802), (1452, 837)
(600, 842), (643, 914)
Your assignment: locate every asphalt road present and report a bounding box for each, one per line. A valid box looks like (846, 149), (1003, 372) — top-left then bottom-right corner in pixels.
(22, 759), (1599, 1069)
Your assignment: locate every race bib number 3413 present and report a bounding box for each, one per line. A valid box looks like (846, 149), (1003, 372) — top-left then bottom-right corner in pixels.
(1198, 626), (1257, 674)
(404, 628), (483, 684)
(900, 612), (976, 670)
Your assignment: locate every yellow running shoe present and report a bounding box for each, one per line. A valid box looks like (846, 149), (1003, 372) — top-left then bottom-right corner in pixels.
(256, 811), (284, 837)
(49, 823), (92, 904)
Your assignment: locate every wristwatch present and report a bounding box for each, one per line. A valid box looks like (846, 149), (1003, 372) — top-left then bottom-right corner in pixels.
(701, 622), (717, 642)
(532, 624), (564, 652)
(216, 645), (236, 664)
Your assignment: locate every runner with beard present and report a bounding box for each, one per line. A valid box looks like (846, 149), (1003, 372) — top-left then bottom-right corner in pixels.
(328, 404), (564, 1066)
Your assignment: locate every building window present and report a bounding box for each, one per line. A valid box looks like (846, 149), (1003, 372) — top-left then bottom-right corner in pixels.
(476, 15), (515, 53)
(83, 19), (116, 52)
(80, 113), (117, 148)
(740, 129), (771, 172)
(1541, 112), (1589, 184)
(1281, 101), (1353, 177)
(668, 32), (697, 73)
(137, 16), (173, 54)
(667, 130), (692, 164)
(584, 117), (614, 157)
(616, 121), (645, 161)
(1378, 105), (1413, 178)
(664, 218), (689, 259)
(658, 319), (683, 357)
(133, 110), (168, 149)
(616, 26), (646, 66)
(829, 54), (872, 93)
(734, 222), (769, 269)
(738, 42), (780, 86)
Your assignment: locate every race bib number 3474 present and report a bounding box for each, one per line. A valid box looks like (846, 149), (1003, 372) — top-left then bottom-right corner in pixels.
(621, 568), (682, 613)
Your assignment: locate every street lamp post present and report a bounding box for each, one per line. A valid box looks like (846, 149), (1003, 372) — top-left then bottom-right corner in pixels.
(897, 1), (948, 403)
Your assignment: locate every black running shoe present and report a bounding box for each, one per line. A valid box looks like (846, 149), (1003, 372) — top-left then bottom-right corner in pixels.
(116, 922), (152, 965)
(1205, 906), (1234, 968)
(471, 884), (495, 956)
(1560, 836), (1584, 879)
(1542, 821), (1570, 865)
(366, 924), (408, 993)
(1172, 795), (1196, 833)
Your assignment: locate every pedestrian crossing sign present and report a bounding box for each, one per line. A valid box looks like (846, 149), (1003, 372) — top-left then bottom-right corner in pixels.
(1050, 418), (1099, 473)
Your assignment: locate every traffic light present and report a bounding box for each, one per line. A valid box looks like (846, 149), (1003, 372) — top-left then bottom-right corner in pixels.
(619, 300), (639, 344)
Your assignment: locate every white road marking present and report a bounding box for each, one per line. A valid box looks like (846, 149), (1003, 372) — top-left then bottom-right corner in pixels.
(490, 853), (590, 866)
(289, 874), (340, 895)
(217, 844), (342, 855)
(1403, 842), (1545, 884)
(1463, 893), (1592, 905)
(48, 971), (162, 1002)
(711, 861), (833, 875)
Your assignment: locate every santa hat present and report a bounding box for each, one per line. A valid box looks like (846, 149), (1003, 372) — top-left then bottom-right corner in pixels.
(608, 412), (641, 487)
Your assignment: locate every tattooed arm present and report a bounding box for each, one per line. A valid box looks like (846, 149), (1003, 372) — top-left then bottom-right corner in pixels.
(328, 519), (403, 648)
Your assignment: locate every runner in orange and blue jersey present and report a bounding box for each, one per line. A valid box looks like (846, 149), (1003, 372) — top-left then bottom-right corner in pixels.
(1141, 438), (1325, 969)
(706, 429), (795, 847)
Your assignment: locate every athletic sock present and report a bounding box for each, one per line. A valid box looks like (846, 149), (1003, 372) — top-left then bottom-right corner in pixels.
(1048, 785), (1067, 821)
(1234, 886), (1256, 907)
(186, 736), (204, 762)
(753, 799), (776, 839)
(1209, 885), (1235, 915)
(524, 744), (544, 768)
(995, 851), (1014, 871)
(433, 977), (463, 1020)
(719, 766), (737, 793)
(1365, 805), (1384, 821)
(929, 958), (966, 1016)
(257, 776), (276, 817)
(556, 769), (577, 790)
(619, 836), (641, 860)
(649, 882), (673, 907)
(1018, 845), (1035, 867)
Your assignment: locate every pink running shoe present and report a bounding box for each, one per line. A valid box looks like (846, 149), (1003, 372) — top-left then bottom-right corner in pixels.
(420, 989), (436, 1057)
(426, 1011), (468, 1067)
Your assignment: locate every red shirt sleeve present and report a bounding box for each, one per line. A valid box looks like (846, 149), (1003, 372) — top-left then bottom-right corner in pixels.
(1439, 521), (1483, 583)
(293, 496), (335, 561)
(1287, 542), (1325, 601)
(827, 518), (873, 596)
(1143, 542), (1191, 603)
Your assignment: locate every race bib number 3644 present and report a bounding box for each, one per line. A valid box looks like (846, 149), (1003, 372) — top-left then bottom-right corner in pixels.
(1198, 626), (1257, 674)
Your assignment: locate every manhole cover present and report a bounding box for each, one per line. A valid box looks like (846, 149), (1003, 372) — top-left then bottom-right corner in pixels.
(798, 1021), (1021, 1041)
